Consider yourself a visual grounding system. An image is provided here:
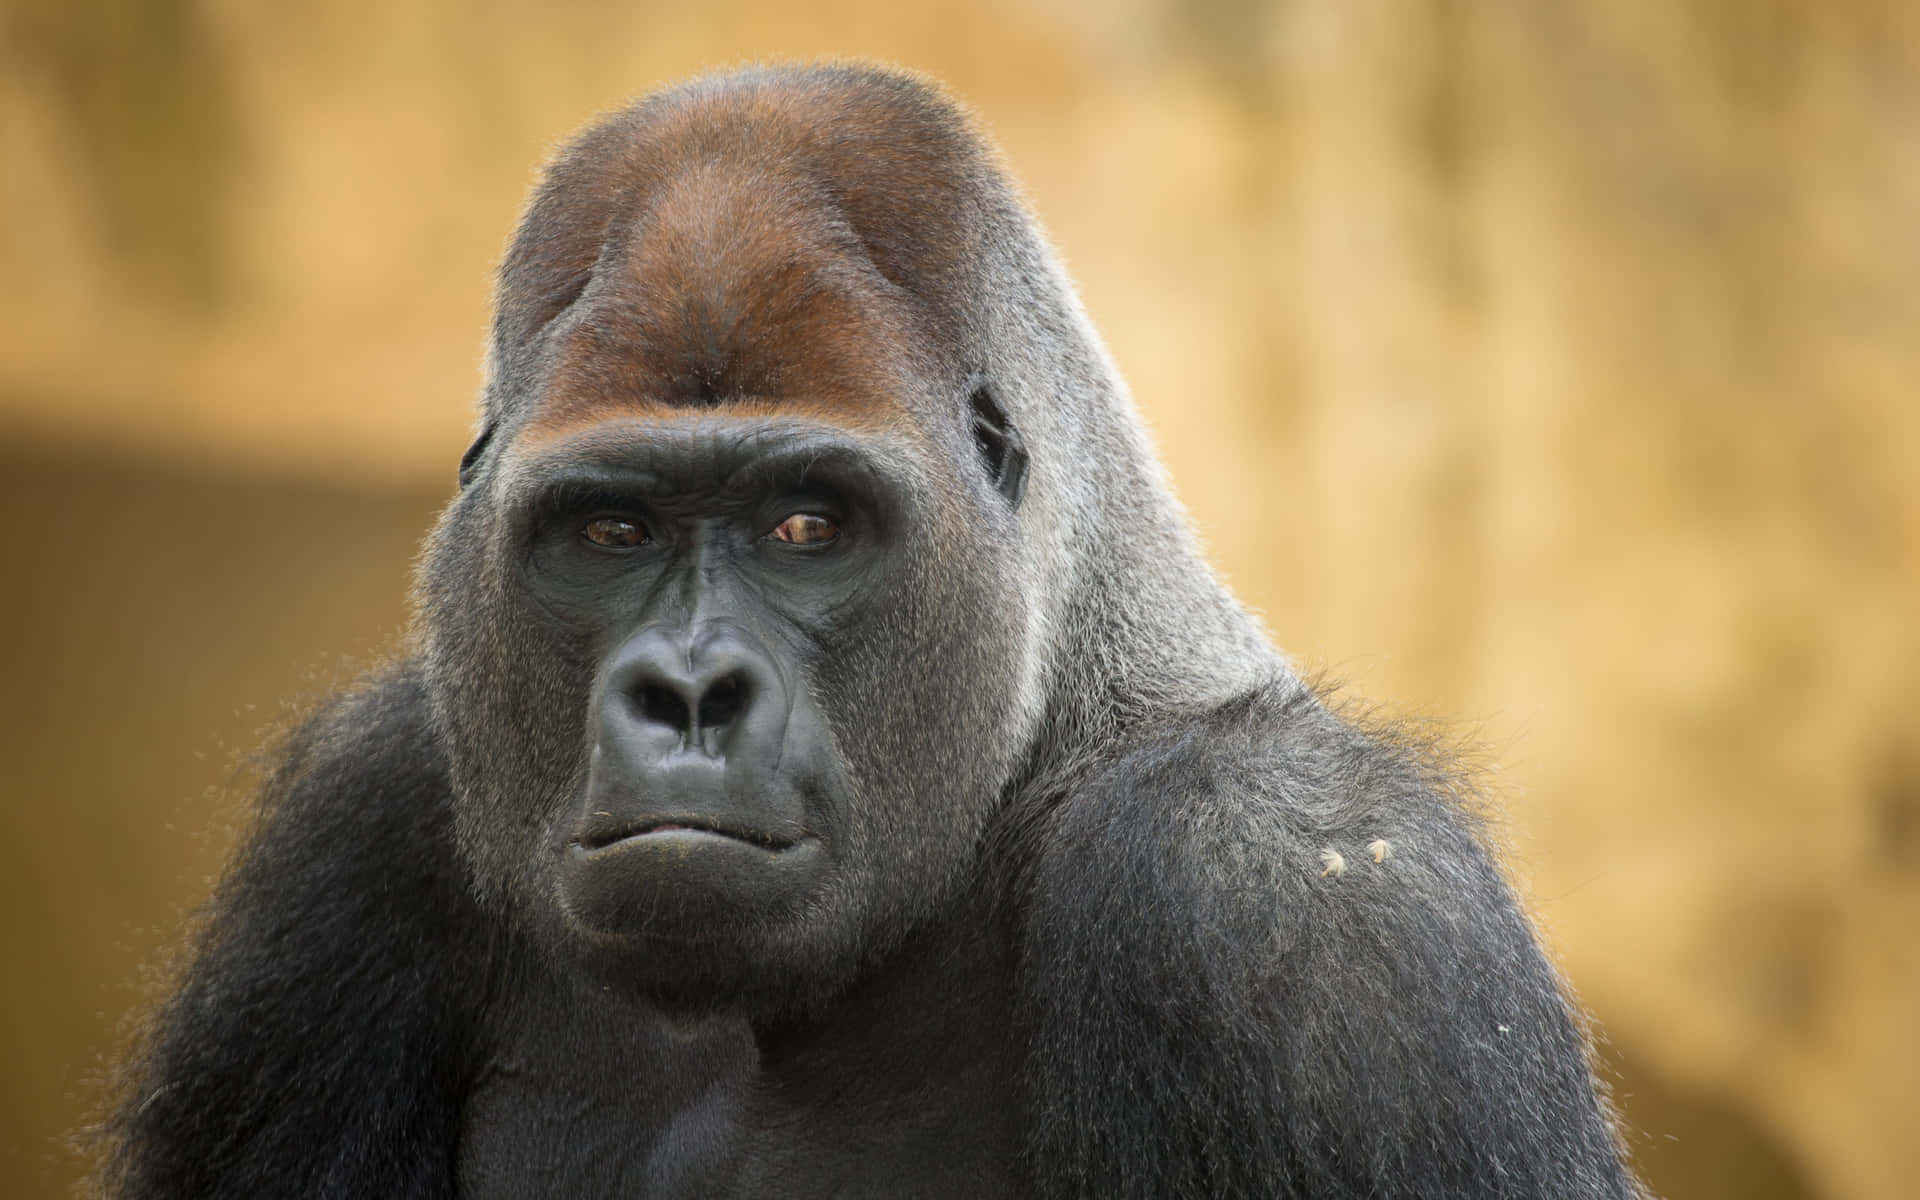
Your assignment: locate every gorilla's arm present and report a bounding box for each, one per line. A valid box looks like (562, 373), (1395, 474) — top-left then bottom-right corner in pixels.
(1021, 685), (1638, 1200)
(101, 666), (475, 1199)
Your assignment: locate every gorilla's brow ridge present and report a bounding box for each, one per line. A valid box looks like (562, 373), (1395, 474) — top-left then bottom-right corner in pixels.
(506, 420), (907, 509)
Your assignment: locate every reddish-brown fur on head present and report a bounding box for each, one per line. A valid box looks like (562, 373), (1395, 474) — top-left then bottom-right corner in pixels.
(493, 65), (1001, 438)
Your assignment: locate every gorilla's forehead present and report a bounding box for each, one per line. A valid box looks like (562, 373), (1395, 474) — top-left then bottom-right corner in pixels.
(525, 174), (930, 433)
(500, 67), (991, 437)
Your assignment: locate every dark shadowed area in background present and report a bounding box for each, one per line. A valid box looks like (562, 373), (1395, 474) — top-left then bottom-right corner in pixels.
(0, 443), (444, 1194)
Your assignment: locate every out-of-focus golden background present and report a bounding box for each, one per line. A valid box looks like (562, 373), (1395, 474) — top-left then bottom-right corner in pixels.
(3, 2), (1915, 1197)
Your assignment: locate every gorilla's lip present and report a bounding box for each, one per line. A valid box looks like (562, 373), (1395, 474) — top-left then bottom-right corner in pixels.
(572, 817), (803, 854)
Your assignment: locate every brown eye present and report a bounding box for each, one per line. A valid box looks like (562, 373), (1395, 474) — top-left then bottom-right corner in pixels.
(771, 513), (840, 546)
(581, 516), (650, 548)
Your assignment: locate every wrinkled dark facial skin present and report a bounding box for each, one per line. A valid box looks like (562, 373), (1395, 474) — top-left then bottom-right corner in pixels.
(532, 423), (882, 933)
(422, 401), (1029, 1017)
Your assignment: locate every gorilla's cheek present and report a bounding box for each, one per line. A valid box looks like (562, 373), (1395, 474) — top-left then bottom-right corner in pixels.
(811, 543), (1031, 910)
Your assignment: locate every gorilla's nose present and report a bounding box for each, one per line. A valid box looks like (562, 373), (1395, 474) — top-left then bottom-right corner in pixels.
(580, 623), (803, 851)
(602, 624), (785, 760)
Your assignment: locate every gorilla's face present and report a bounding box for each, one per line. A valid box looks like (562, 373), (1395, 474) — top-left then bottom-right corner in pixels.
(414, 78), (1045, 1019)
(422, 398), (1032, 1017)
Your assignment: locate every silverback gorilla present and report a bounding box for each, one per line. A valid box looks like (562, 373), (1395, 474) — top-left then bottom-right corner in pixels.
(104, 65), (1641, 1198)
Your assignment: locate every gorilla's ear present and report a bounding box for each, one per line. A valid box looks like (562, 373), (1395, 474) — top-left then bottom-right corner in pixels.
(457, 421), (497, 490)
(968, 383), (1028, 507)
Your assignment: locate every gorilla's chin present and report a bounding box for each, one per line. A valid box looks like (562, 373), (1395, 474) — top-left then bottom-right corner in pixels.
(551, 860), (869, 1023)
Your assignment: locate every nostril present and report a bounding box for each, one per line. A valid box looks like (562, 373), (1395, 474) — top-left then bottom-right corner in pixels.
(697, 674), (746, 730)
(627, 675), (747, 737)
(636, 682), (691, 732)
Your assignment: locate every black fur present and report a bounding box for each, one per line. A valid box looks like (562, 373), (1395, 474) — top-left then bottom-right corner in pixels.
(102, 64), (1641, 1199)
(104, 674), (472, 1197)
(1023, 691), (1632, 1197)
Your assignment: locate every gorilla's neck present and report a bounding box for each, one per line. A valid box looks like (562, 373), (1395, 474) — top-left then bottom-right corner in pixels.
(1021, 447), (1288, 789)
(1005, 321), (1289, 772)
(740, 878), (1024, 1167)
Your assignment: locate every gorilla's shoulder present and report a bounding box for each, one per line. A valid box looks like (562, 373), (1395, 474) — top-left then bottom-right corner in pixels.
(1018, 684), (1629, 1196)
(233, 659), (473, 940)
(102, 662), (478, 1196)
(1028, 683), (1496, 928)
(194, 658), (475, 976)
(269, 661), (449, 822)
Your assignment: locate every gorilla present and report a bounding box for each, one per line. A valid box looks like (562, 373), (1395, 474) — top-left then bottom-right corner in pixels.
(103, 64), (1641, 1198)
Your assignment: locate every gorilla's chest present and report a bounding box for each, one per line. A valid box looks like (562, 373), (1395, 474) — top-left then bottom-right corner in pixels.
(457, 1047), (745, 1197)
(455, 1013), (1029, 1198)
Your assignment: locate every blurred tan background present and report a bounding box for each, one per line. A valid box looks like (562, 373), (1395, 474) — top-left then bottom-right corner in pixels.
(3, 2), (1916, 1197)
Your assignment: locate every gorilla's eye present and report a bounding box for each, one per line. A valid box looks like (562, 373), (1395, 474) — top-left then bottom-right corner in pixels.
(581, 516), (651, 548)
(770, 513), (840, 546)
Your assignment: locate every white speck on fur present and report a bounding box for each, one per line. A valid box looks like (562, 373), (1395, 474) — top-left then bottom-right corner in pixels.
(1368, 838), (1392, 864)
(1318, 849), (1347, 878)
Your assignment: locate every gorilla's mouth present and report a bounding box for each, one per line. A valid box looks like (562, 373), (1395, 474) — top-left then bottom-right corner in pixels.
(572, 818), (802, 854)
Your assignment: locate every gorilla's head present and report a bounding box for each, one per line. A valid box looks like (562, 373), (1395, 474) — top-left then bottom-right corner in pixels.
(417, 65), (1270, 1020)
